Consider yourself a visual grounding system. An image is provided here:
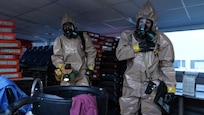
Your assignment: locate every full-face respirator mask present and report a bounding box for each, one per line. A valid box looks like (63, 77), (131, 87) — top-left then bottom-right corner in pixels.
(63, 22), (78, 39)
(135, 18), (156, 41)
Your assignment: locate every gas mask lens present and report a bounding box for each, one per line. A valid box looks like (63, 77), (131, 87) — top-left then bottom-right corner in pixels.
(138, 18), (147, 31)
(63, 22), (75, 33)
(63, 22), (78, 38)
(136, 18), (147, 37)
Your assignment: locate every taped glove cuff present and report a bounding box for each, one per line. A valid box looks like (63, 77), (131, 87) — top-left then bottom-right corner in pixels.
(133, 43), (141, 52)
(58, 64), (64, 69)
(88, 66), (94, 71)
(54, 68), (62, 82)
(167, 86), (176, 93)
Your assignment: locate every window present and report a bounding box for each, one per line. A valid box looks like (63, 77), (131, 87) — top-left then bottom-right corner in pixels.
(165, 29), (204, 73)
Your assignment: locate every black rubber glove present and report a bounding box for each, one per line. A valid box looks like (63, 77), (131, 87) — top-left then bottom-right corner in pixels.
(164, 93), (175, 105)
(139, 41), (155, 52)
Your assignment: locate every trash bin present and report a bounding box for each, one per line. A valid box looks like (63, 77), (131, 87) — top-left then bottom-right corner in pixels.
(1, 78), (108, 115)
(32, 85), (108, 115)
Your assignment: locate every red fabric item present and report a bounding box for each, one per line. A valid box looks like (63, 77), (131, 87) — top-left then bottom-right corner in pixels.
(70, 93), (98, 115)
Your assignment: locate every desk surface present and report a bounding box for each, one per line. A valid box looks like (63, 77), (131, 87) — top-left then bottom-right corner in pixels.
(176, 82), (204, 100)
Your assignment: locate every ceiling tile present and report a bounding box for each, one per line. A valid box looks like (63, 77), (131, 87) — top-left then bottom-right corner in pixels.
(187, 5), (204, 19)
(113, 1), (139, 19)
(0, 0), (33, 17)
(152, 0), (183, 11)
(38, 4), (70, 18)
(83, 8), (124, 22)
(104, 19), (135, 28)
(57, 0), (102, 14)
(104, 0), (127, 4)
(17, 10), (58, 25)
(158, 9), (189, 28)
(187, 5), (204, 24)
(12, 0), (53, 8)
(184, 0), (204, 6)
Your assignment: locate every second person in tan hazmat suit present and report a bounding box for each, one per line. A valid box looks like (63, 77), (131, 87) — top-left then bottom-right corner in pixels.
(116, 1), (176, 115)
(51, 13), (97, 86)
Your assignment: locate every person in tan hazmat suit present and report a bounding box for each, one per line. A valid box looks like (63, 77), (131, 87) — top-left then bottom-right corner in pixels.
(51, 13), (97, 86)
(116, 1), (176, 115)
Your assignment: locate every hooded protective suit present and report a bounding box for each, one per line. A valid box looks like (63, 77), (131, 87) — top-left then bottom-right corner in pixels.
(51, 13), (97, 86)
(116, 1), (176, 115)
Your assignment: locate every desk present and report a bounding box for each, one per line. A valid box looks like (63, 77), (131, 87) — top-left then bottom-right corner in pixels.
(175, 82), (204, 115)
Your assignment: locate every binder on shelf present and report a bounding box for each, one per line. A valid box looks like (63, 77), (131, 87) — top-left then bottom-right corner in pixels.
(0, 40), (21, 48)
(0, 33), (16, 40)
(0, 20), (21, 79)
(0, 59), (19, 67)
(0, 20), (15, 27)
(95, 57), (101, 62)
(0, 54), (17, 60)
(86, 31), (100, 38)
(0, 66), (19, 73)
(0, 72), (22, 79)
(0, 27), (14, 33)
(0, 48), (22, 55)
(91, 37), (99, 42)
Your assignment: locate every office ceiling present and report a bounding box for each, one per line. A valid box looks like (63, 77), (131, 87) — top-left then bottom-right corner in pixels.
(1, 0), (204, 44)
